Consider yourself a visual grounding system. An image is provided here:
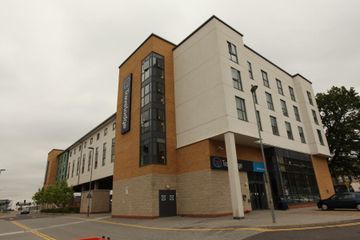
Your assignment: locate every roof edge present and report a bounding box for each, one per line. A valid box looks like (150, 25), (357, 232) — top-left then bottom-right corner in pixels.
(118, 33), (176, 69)
(292, 73), (313, 84)
(173, 15), (244, 51)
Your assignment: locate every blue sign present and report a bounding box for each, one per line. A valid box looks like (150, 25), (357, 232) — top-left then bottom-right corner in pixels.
(121, 74), (132, 134)
(253, 162), (265, 173)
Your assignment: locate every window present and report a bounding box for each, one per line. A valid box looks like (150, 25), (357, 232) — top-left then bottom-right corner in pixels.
(285, 121), (294, 140)
(71, 161), (74, 177)
(102, 143), (106, 166)
(312, 110), (319, 125)
(293, 106), (301, 122)
(88, 152), (91, 171)
(82, 154), (85, 173)
(227, 41), (238, 63)
(307, 91), (314, 105)
(76, 157), (80, 176)
(97, 133), (100, 140)
(140, 53), (166, 166)
(231, 68), (243, 90)
(280, 100), (288, 117)
(104, 128), (108, 136)
(94, 147), (98, 169)
(69, 151), (72, 157)
(256, 110), (262, 131)
(289, 86), (296, 101)
(298, 126), (306, 143)
(317, 129), (324, 145)
(247, 61), (253, 79)
(265, 92), (274, 110)
(90, 137), (93, 145)
(261, 70), (270, 88)
(111, 138), (115, 163)
(67, 163), (70, 179)
(112, 122), (116, 130)
(276, 79), (284, 95)
(270, 116), (279, 135)
(74, 148), (76, 154)
(84, 141), (87, 148)
(235, 97), (247, 121)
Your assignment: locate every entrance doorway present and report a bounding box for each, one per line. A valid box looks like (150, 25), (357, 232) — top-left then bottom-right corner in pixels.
(248, 172), (268, 210)
(159, 190), (177, 217)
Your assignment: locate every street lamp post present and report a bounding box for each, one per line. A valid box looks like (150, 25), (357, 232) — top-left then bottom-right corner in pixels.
(87, 147), (95, 217)
(250, 84), (276, 224)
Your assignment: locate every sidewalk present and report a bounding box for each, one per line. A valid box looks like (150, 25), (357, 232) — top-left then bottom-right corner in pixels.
(91, 207), (360, 229)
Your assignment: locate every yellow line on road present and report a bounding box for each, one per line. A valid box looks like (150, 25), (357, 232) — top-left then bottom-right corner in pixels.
(11, 221), (57, 240)
(91, 218), (360, 233)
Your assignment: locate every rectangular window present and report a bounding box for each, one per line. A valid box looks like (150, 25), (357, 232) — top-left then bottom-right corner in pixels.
(104, 128), (108, 136)
(307, 91), (314, 105)
(71, 161), (74, 177)
(270, 116), (279, 135)
(235, 97), (247, 121)
(293, 106), (301, 122)
(90, 137), (93, 145)
(317, 129), (324, 145)
(102, 143), (106, 166)
(95, 147), (98, 169)
(298, 126), (306, 143)
(289, 86), (296, 101)
(265, 92), (274, 110)
(82, 154), (85, 173)
(88, 152), (91, 171)
(285, 121), (294, 140)
(112, 122), (116, 130)
(227, 41), (238, 63)
(280, 100), (288, 117)
(111, 138), (115, 163)
(247, 61), (253, 79)
(97, 133), (100, 140)
(261, 70), (270, 88)
(76, 157), (80, 176)
(312, 110), (319, 125)
(67, 163), (70, 179)
(256, 110), (262, 131)
(276, 79), (284, 95)
(231, 68), (243, 91)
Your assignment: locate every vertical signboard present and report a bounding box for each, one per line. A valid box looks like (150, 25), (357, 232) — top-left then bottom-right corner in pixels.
(121, 74), (132, 134)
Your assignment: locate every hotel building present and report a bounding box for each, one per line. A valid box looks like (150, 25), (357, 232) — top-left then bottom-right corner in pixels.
(43, 16), (334, 218)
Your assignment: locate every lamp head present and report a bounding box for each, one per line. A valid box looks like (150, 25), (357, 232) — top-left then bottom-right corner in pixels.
(250, 85), (258, 93)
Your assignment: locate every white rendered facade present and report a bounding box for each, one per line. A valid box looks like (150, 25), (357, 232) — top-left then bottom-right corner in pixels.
(173, 17), (329, 157)
(66, 115), (116, 188)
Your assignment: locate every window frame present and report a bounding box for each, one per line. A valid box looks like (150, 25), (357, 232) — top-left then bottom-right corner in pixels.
(231, 67), (243, 91)
(270, 116), (279, 136)
(227, 41), (238, 63)
(265, 92), (274, 110)
(261, 70), (270, 88)
(235, 97), (248, 121)
(276, 79), (284, 95)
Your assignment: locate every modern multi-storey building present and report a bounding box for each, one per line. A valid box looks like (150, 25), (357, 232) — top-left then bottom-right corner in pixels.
(43, 16), (334, 218)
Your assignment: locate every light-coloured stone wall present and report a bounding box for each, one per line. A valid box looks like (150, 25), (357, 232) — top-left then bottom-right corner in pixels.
(80, 189), (110, 213)
(112, 174), (176, 217)
(177, 170), (251, 216)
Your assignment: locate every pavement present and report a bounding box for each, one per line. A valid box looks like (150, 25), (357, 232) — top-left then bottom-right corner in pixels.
(0, 207), (359, 240)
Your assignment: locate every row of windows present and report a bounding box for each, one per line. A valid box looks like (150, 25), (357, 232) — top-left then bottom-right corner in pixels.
(230, 65), (320, 126)
(227, 41), (317, 106)
(67, 138), (115, 179)
(235, 97), (324, 145)
(69, 122), (116, 157)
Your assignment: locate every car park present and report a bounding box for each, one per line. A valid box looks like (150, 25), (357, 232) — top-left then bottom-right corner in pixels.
(317, 192), (360, 210)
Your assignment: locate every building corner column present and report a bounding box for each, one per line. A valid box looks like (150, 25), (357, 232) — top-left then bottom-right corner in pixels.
(224, 132), (244, 219)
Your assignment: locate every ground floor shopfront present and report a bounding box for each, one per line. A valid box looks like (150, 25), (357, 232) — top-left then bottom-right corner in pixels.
(110, 139), (335, 218)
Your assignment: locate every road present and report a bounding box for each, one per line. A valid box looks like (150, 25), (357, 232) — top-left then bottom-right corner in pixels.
(0, 213), (359, 240)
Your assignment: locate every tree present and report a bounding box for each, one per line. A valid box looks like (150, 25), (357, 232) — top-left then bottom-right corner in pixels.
(32, 181), (74, 208)
(316, 86), (360, 180)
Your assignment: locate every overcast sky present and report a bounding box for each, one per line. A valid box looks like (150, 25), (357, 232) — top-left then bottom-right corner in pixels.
(1, 0), (359, 203)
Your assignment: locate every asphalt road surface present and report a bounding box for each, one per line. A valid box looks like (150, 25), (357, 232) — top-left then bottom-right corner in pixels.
(0, 213), (359, 240)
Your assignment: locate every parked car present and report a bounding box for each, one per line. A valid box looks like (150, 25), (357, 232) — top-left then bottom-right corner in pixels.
(20, 207), (30, 214)
(334, 184), (354, 193)
(317, 192), (360, 210)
